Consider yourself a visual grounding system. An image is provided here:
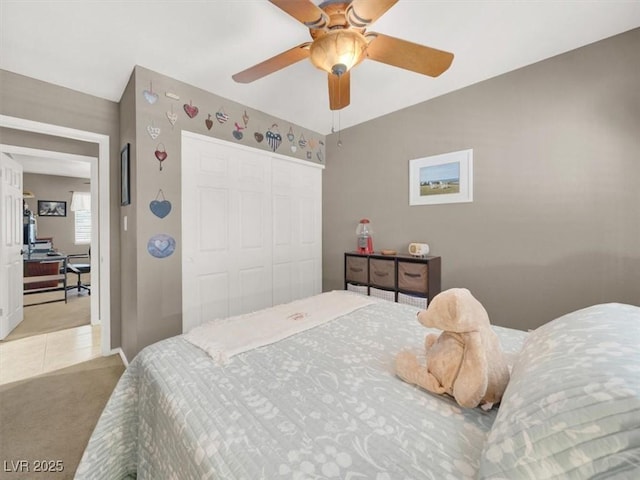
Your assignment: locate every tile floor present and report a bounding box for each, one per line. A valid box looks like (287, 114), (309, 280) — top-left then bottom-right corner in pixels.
(0, 324), (101, 385)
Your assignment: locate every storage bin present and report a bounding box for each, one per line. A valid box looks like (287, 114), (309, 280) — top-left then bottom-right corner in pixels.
(346, 283), (368, 296)
(398, 292), (428, 309)
(369, 287), (395, 302)
(398, 261), (428, 293)
(345, 255), (368, 284)
(369, 258), (395, 289)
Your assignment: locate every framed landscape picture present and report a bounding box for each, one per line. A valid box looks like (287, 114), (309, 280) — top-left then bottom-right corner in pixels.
(409, 149), (473, 206)
(38, 200), (67, 217)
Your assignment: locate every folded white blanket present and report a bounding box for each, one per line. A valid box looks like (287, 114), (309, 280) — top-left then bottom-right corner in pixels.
(184, 291), (379, 364)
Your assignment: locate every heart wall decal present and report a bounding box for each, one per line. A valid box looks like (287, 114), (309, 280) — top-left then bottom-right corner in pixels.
(155, 147), (167, 162)
(167, 111), (178, 126)
(143, 90), (158, 104)
(150, 199), (172, 218)
(147, 124), (161, 140)
(147, 233), (176, 258)
(150, 189), (171, 218)
(266, 126), (282, 152)
(143, 82), (158, 104)
(154, 144), (167, 171)
(216, 108), (228, 124)
(184, 102), (199, 118)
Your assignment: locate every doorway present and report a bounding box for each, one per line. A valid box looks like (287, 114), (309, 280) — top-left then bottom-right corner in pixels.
(0, 114), (111, 357)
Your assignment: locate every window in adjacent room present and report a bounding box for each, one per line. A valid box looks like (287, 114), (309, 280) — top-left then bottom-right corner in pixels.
(71, 191), (91, 245)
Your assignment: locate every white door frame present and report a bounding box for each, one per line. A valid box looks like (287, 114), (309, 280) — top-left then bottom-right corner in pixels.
(0, 146), (100, 329)
(0, 114), (111, 355)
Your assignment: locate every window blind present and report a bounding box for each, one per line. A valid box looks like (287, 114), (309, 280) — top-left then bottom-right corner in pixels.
(71, 191), (91, 245)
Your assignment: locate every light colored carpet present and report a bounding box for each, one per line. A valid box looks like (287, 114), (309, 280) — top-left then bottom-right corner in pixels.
(0, 354), (125, 479)
(1, 290), (90, 342)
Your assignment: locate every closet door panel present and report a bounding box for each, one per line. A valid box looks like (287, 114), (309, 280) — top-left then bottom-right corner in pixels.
(233, 155), (272, 315)
(273, 195), (292, 252)
(271, 159), (321, 303)
(273, 262), (293, 306)
(237, 266), (271, 315)
(196, 272), (229, 327)
(297, 258), (318, 300)
(199, 187), (228, 252)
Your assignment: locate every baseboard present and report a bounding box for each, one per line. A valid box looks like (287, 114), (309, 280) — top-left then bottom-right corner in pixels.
(110, 347), (129, 367)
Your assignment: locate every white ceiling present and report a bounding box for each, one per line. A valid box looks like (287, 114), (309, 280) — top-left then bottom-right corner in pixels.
(2, 151), (91, 179)
(1, 1), (639, 135)
(10, 152), (91, 179)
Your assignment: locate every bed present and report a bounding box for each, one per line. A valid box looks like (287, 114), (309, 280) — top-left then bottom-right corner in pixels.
(75, 292), (640, 479)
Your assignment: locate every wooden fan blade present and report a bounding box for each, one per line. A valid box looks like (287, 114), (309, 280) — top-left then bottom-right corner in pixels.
(365, 32), (454, 77)
(328, 72), (350, 110)
(232, 43), (311, 83)
(347, 0), (398, 27)
(269, 0), (328, 29)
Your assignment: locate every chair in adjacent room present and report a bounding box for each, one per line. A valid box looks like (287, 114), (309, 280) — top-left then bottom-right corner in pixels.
(66, 249), (91, 295)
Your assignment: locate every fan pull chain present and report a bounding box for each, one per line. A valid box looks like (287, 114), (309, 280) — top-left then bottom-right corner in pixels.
(337, 76), (343, 147)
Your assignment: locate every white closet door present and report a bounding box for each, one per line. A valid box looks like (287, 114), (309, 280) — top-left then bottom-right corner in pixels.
(182, 134), (272, 333)
(272, 159), (322, 305)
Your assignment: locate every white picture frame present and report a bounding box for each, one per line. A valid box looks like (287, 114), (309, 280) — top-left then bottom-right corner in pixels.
(409, 149), (473, 206)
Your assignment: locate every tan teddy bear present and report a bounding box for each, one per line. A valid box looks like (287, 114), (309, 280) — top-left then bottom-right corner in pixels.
(395, 288), (510, 409)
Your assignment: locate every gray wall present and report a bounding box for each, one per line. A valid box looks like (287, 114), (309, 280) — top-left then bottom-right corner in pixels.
(23, 173), (90, 256)
(0, 69), (122, 347)
(119, 72), (139, 358)
(323, 28), (640, 330)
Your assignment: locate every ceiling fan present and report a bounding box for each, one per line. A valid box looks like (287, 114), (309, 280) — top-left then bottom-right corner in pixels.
(232, 0), (454, 110)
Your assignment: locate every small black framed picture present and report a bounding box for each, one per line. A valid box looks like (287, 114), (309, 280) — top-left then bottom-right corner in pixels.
(121, 143), (131, 206)
(38, 200), (67, 217)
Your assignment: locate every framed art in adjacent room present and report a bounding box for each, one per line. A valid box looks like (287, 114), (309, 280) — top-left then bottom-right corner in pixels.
(121, 143), (130, 206)
(409, 149), (473, 206)
(38, 200), (67, 217)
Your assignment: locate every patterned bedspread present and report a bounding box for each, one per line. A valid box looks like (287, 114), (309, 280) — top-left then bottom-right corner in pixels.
(75, 296), (527, 480)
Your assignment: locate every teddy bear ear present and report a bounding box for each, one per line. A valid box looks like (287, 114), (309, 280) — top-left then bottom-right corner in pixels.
(418, 288), (490, 332)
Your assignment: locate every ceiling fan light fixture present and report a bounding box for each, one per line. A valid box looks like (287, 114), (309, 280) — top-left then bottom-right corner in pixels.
(310, 29), (367, 75)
